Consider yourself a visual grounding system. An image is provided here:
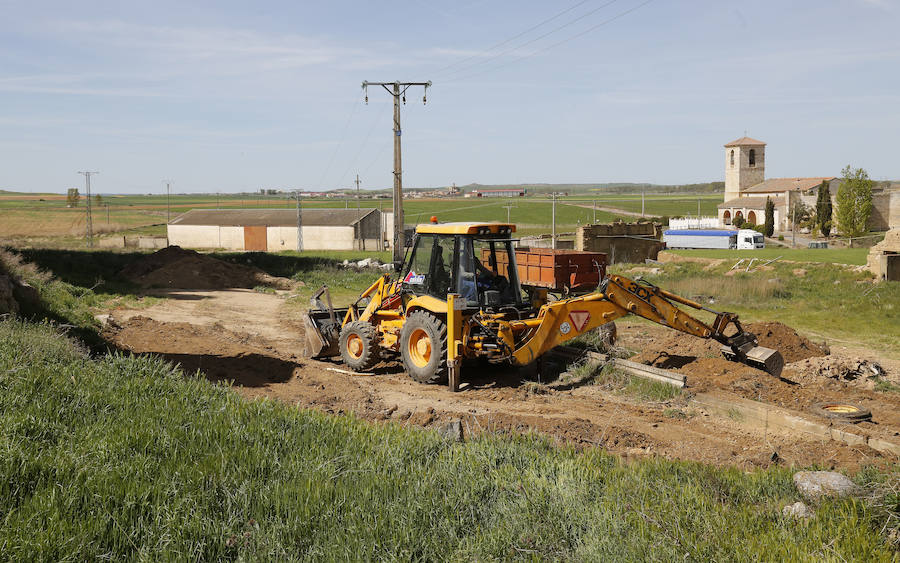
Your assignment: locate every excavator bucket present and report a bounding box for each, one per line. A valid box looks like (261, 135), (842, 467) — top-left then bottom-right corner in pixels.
(721, 344), (784, 377)
(303, 285), (346, 359)
(303, 308), (344, 358)
(745, 346), (784, 377)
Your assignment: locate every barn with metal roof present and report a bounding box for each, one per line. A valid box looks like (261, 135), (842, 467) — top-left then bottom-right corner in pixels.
(167, 208), (391, 251)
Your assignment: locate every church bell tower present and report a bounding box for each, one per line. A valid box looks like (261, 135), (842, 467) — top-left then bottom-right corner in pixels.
(724, 136), (766, 201)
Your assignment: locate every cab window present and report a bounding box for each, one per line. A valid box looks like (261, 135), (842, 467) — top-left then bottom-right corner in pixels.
(404, 234), (433, 291)
(458, 238), (522, 307)
(402, 234), (457, 298)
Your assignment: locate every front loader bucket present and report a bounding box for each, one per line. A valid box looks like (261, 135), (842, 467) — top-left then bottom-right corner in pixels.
(721, 344), (784, 377)
(304, 308), (347, 358)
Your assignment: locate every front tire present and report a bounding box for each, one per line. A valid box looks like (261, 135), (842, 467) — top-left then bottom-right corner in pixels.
(339, 321), (381, 372)
(400, 311), (448, 384)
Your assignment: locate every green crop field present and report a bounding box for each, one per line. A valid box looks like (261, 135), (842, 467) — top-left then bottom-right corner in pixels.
(560, 194), (723, 217)
(0, 192), (639, 240)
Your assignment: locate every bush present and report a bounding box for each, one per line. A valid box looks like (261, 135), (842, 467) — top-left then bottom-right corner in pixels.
(777, 234), (785, 241)
(835, 166), (873, 237)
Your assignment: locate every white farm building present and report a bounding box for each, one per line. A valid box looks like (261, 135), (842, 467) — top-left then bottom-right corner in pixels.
(167, 208), (392, 251)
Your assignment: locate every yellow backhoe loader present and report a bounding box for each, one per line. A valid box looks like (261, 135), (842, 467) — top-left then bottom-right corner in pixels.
(304, 221), (783, 389)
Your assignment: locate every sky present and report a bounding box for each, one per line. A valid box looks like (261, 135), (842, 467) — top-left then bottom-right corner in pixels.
(1, 0), (898, 194)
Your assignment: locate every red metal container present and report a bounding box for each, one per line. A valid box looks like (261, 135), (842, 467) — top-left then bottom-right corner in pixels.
(485, 247), (607, 293)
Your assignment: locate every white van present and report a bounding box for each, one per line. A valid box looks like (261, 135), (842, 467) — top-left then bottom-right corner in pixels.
(736, 229), (765, 249)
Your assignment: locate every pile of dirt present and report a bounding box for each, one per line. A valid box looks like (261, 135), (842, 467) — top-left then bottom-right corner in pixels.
(787, 356), (889, 389)
(744, 322), (829, 363)
(119, 246), (295, 290)
(629, 321), (829, 368)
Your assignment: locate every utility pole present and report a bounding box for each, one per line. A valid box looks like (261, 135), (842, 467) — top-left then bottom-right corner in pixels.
(697, 198), (701, 222)
(502, 201), (513, 223)
(216, 192), (220, 210)
(551, 192), (557, 250)
(296, 190), (303, 252)
(641, 189), (645, 217)
(106, 203), (110, 224)
(593, 200), (597, 223)
(78, 171), (98, 247)
(355, 174), (363, 251)
(792, 202), (796, 248)
(362, 80), (431, 262)
(165, 181), (172, 224)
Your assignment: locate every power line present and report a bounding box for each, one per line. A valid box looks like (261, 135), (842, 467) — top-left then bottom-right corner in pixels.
(444, 0), (654, 83)
(431, 0), (594, 77)
(334, 99), (389, 189)
(316, 95), (361, 189)
(436, 0), (620, 81)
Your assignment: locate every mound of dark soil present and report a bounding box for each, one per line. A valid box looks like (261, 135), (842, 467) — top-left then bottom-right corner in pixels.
(743, 322), (830, 364)
(629, 321), (829, 368)
(120, 246), (294, 290)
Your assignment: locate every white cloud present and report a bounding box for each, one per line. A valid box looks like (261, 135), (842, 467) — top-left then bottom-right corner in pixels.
(43, 19), (391, 74)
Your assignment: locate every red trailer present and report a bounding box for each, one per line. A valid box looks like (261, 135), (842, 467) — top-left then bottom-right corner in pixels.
(485, 247), (607, 294)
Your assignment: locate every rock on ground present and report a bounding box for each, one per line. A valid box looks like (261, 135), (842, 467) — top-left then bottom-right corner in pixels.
(793, 471), (861, 501)
(438, 420), (464, 442)
(782, 501), (814, 519)
(787, 356), (889, 389)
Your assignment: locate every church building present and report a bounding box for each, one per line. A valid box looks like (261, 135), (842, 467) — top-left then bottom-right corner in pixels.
(717, 137), (833, 231)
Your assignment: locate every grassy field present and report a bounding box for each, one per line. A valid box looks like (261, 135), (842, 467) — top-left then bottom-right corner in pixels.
(667, 247), (871, 265)
(0, 190), (726, 242)
(1, 318), (897, 560)
(561, 194), (723, 217)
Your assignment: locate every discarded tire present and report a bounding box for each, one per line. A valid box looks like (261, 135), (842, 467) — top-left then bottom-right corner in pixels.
(810, 402), (872, 422)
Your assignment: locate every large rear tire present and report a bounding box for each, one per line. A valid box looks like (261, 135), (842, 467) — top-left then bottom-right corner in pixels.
(400, 311), (448, 384)
(339, 321), (381, 372)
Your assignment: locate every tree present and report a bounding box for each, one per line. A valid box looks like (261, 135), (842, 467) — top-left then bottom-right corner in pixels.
(835, 165), (873, 237)
(66, 188), (80, 207)
(763, 196), (775, 237)
(732, 214), (745, 228)
(94, 193), (103, 206)
(816, 179), (833, 237)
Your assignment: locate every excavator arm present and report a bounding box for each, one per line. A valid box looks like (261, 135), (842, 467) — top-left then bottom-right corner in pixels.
(503, 274), (784, 377)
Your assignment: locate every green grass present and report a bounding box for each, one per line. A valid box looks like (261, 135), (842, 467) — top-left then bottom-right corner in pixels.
(668, 247), (871, 265)
(402, 200), (626, 235)
(1, 318), (897, 560)
(595, 365), (684, 402)
(561, 194), (723, 217)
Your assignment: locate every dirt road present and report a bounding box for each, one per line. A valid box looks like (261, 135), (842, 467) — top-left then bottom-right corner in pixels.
(103, 288), (900, 471)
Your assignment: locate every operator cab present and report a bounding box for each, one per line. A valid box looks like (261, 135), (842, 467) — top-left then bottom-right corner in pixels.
(400, 222), (525, 311)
